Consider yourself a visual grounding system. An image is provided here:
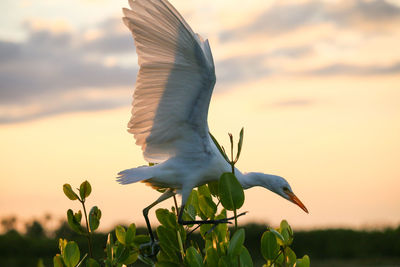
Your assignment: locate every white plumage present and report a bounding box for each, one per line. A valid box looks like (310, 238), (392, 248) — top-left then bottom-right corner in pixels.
(118, 0), (308, 217)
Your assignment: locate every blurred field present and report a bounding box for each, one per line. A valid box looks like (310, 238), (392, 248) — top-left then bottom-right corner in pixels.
(1, 218), (399, 266)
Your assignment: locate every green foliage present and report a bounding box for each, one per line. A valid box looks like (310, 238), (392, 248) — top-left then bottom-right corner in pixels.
(53, 239), (82, 267)
(63, 184), (79, 201)
(51, 129), (310, 266)
(79, 181), (91, 200)
(261, 231), (279, 260)
(88, 206), (101, 232)
(260, 220), (309, 267)
(218, 172), (244, 211)
(67, 210), (84, 235)
(185, 247), (203, 267)
(228, 228), (245, 257)
(63, 241), (80, 267)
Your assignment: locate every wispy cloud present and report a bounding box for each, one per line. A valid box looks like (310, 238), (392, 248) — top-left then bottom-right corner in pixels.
(271, 98), (315, 108)
(1, 0), (399, 124)
(306, 62), (400, 76)
(220, 0), (400, 42)
(0, 18), (136, 123)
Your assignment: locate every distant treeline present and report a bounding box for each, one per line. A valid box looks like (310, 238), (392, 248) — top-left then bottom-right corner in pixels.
(0, 220), (399, 266)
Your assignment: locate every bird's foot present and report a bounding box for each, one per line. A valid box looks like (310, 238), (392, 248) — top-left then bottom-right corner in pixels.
(139, 239), (160, 257)
(179, 211), (248, 226)
(223, 211), (248, 222)
(204, 211), (248, 235)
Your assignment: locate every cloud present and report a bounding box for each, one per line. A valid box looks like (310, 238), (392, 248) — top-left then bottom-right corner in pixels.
(0, 96), (127, 124)
(220, 0), (400, 42)
(0, 18), (137, 123)
(0, 31), (135, 102)
(1, 1), (399, 124)
(215, 45), (314, 87)
(271, 98), (315, 108)
(81, 18), (134, 53)
(306, 62), (400, 76)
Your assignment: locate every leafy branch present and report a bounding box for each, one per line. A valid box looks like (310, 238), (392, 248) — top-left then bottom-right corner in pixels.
(52, 128), (310, 267)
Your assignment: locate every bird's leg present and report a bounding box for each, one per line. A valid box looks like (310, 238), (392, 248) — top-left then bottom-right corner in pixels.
(141, 189), (175, 256)
(173, 194), (179, 217)
(177, 204), (247, 225)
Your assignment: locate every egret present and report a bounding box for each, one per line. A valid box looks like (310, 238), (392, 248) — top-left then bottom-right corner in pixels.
(117, 0), (308, 243)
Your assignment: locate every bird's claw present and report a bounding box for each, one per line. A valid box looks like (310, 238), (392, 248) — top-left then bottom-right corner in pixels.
(204, 212), (248, 235)
(139, 239), (160, 257)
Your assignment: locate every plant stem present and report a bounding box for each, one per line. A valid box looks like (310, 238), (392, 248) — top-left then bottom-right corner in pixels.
(177, 230), (185, 261)
(173, 194), (179, 217)
(233, 209), (238, 232)
(270, 249), (283, 266)
(81, 200), (93, 258)
(283, 247), (287, 267)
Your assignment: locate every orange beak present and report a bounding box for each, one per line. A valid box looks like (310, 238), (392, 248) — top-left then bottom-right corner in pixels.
(287, 191), (309, 213)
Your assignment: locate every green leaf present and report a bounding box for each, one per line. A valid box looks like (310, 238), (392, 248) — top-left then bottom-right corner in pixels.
(228, 228), (245, 257)
(133, 234), (150, 245)
(198, 185), (212, 199)
(198, 194), (217, 218)
(115, 225), (126, 245)
(79, 180), (92, 200)
(209, 132), (230, 163)
(285, 247), (296, 266)
(207, 181), (219, 197)
(215, 210), (228, 242)
(63, 184), (79, 201)
(276, 251), (284, 265)
(156, 225), (179, 263)
(295, 255), (310, 267)
(63, 241), (80, 267)
(125, 223), (136, 245)
(205, 247), (219, 267)
(106, 233), (113, 260)
(37, 258), (45, 267)
(114, 244), (129, 263)
(218, 256), (230, 267)
(239, 246), (253, 267)
(74, 210), (82, 223)
(59, 238), (68, 254)
(218, 172), (245, 211)
(156, 262), (177, 267)
(280, 220), (294, 245)
(139, 254), (155, 266)
(218, 240), (227, 256)
(187, 190), (200, 216)
(53, 254), (64, 267)
(200, 224), (213, 239)
(269, 228), (285, 245)
(261, 231), (279, 260)
(88, 206), (101, 232)
(157, 250), (172, 263)
(185, 247), (204, 267)
(86, 258), (100, 267)
(156, 209), (176, 229)
(235, 127), (244, 163)
(123, 251), (138, 265)
(183, 204), (197, 222)
(67, 209), (84, 235)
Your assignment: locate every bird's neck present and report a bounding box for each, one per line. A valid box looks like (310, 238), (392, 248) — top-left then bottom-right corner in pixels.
(236, 171), (276, 191)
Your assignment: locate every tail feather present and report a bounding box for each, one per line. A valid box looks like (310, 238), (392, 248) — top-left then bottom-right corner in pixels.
(117, 165), (154, 184)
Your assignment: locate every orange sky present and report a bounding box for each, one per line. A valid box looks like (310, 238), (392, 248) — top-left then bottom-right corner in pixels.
(1, 0), (400, 231)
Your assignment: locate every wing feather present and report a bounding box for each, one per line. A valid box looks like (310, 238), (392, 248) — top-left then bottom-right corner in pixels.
(123, 0), (216, 162)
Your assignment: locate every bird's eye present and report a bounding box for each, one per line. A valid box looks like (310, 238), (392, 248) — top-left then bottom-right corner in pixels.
(283, 187), (289, 192)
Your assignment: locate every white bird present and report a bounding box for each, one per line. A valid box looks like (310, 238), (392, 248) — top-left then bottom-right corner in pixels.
(117, 0), (308, 241)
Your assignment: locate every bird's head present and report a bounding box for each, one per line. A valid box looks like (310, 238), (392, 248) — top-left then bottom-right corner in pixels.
(248, 173), (308, 213)
(270, 175), (308, 213)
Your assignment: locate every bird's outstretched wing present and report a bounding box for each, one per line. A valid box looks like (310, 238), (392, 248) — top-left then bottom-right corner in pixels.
(123, 0), (216, 163)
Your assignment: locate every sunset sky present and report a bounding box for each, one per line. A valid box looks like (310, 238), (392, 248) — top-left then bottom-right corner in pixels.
(1, 0), (400, 232)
